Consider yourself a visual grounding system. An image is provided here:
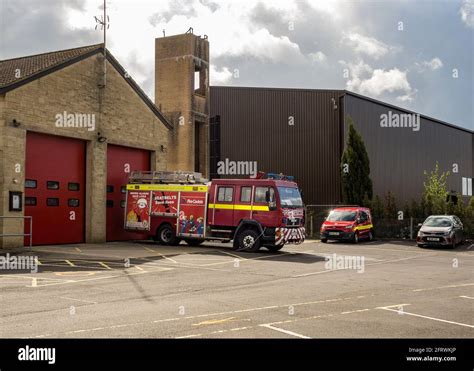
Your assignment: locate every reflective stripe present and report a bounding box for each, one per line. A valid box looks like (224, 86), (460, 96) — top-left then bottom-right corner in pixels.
(355, 224), (373, 231)
(126, 184), (208, 192)
(208, 203), (269, 211)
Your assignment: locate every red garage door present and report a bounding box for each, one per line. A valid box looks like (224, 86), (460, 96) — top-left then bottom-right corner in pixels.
(107, 144), (150, 241)
(24, 132), (85, 246)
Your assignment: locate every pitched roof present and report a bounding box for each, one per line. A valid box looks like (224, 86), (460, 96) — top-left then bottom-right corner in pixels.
(0, 44), (172, 129)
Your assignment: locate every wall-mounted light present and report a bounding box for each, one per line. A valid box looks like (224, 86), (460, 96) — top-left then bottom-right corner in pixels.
(97, 132), (107, 143)
(12, 119), (21, 127)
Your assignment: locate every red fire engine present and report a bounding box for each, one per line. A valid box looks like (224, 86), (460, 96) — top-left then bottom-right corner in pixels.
(124, 171), (306, 252)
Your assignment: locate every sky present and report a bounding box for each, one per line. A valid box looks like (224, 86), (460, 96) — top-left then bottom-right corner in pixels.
(0, 0), (473, 130)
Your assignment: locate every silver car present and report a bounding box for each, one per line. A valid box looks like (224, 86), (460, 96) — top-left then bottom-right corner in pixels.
(417, 215), (464, 248)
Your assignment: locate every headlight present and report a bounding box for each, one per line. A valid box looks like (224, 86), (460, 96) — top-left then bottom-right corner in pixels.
(418, 231), (424, 236)
(345, 225), (353, 229)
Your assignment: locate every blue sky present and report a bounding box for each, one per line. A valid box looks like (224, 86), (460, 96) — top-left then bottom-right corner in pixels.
(0, 0), (472, 130)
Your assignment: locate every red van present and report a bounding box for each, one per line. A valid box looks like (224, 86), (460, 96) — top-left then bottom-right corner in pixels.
(320, 206), (374, 243)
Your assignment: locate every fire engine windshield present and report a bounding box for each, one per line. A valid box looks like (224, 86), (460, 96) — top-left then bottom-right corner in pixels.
(278, 187), (303, 208)
(327, 210), (357, 222)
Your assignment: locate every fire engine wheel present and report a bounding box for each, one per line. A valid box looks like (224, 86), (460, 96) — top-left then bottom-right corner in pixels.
(266, 245), (284, 252)
(236, 229), (261, 252)
(184, 238), (204, 247)
(157, 224), (179, 246)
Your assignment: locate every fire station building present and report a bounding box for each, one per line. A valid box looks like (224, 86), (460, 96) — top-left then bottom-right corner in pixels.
(0, 33), (209, 248)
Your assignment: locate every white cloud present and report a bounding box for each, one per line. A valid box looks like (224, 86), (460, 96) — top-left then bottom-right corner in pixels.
(341, 60), (415, 101)
(210, 65), (233, 85)
(460, 0), (474, 28)
(308, 51), (327, 63)
(415, 57), (443, 71)
(342, 32), (395, 59)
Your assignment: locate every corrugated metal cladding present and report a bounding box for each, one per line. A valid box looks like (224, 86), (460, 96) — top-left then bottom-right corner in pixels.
(344, 93), (473, 204)
(210, 86), (344, 205)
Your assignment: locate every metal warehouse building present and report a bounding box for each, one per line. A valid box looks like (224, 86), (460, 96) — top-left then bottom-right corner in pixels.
(210, 86), (473, 206)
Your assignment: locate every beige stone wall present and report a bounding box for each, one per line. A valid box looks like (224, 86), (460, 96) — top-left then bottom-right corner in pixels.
(156, 34), (210, 177)
(0, 53), (170, 247)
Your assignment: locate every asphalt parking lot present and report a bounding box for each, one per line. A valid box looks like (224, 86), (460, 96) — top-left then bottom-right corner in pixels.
(0, 239), (472, 338)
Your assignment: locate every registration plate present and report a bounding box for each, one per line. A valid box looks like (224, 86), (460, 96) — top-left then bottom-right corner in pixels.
(329, 232), (340, 236)
(427, 237), (440, 241)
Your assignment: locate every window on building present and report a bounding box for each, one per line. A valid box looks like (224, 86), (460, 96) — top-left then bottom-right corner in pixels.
(68, 182), (80, 191)
(68, 199), (80, 207)
(47, 198), (59, 207)
(25, 197), (37, 206)
(240, 187), (252, 202)
(46, 181), (59, 190)
(462, 177), (473, 196)
(217, 187), (233, 202)
(25, 179), (37, 188)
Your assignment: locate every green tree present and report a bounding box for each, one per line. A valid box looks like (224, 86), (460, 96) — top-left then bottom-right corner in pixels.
(423, 162), (450, 214)
(384, 191), (397, 219)
(371, 194), (384, 219)
(340, 117), (373, 205)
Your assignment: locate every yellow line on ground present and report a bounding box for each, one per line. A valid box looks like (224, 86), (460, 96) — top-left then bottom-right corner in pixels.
(99, 262), (112, 270)
(65, 260), (76, 267)
(192, 317), (237, 327)
(75, 248), (82, 253)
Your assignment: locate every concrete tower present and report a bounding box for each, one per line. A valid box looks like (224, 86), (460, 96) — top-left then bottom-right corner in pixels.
(155, 32), (210, 177)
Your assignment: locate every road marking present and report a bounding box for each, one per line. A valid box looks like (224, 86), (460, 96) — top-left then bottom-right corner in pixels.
(99, 262), (112, 270)
(58, 296), (98, 304)
(459, 295), (474, 300)
(134, 265), (144, 271)
(220, 251), (247, 260)
(144, 247), (178, 264)
(412, 282), (474, 292)
(293, 254), (437, 278)
(260, 324), (310, 339)
(192, 317), (238, 326)
(65, 260), (76, 267)
(35, 258), (42, 265)
(377, 305), (474, 328)
(75, 248), (82, 253)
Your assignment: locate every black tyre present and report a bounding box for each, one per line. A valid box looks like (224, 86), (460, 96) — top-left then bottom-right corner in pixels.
(235, 229), (261, 252)
(266, 245), (284, 252)
(321, 238), (328, 243)
(184, 238), (204, 247)
(353, 232), (359, 244)
(417, 243), (424, 248)
(157, 224), (179, 246)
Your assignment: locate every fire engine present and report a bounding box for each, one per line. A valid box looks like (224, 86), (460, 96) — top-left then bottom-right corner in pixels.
(124, 171), (306, 252)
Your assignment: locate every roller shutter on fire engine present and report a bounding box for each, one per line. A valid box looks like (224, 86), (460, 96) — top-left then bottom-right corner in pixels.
(24, 132), (86, 246)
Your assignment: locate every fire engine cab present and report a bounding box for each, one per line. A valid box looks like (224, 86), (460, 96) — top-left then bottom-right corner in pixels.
(124, 171), (306, 252)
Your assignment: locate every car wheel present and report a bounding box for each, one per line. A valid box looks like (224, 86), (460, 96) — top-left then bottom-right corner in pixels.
(417, 243), (424, 248)
(321, 238), (328, 243)
(266, 245), (284, 252)
(236, 229), (261, 252)
(450, 238), (456, 249)
(157, 224), (179, 246)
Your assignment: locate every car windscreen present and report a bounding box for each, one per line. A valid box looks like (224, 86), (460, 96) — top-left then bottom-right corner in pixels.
(423, 217), (453, 227)
(277, 187), (303, 208)
(327, 210), (357, 222)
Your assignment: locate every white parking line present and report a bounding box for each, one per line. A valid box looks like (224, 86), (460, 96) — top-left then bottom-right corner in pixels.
(412, 282), (474, 292)
(459, 295), (474, 300)
(377, 305), (474, 328)
(260, 324), (310, 339)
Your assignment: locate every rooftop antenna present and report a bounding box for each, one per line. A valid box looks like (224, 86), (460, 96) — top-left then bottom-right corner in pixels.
(94, 0), (110, 88)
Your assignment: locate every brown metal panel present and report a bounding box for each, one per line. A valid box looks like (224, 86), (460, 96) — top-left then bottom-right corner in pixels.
(210, 86), (344, 205)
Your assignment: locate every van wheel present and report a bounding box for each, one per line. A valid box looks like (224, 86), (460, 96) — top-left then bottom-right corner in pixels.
(353, 232), (359, 244)
(266, 245), (284, 252)
(157, 224), (179, 246)
(184, 239), (204, 247)
(236, 229), (261, 252)
(368, 230), (374, 241)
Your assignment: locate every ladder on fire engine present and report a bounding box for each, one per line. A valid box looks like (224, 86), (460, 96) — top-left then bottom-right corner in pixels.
(128, 171), (209, 184)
